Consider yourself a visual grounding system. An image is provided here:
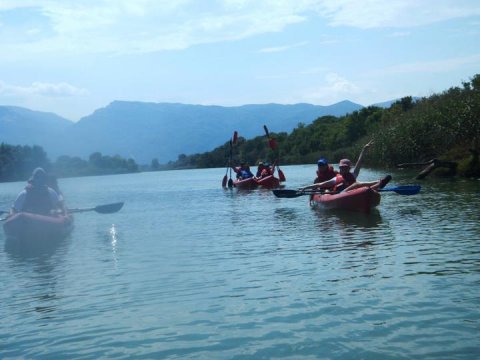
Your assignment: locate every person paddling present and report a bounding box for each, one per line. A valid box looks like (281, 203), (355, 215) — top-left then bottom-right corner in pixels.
(300, 158), (391, 192)
(255, 161), (276, 178)
(231, 162), (254, 180)
(314, 158), (337, 184)
(299, 140), (390, 192)
(11, 168), (66, 216)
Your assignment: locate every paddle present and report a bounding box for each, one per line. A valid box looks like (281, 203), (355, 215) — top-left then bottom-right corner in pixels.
(0, 202), (124, 221)
(263, 125), (286, 182)
(272, 189), (335, 198)
(273, 185), (421, 198)
(222, 132), (237, 188)
(222, 167), (228, 188)
(222, 140), (229, 188)
(68, 202), (125, 214)
(379, 185), (421, 195)
(228, 139), (234, 188)
(228, 131), (240, 188)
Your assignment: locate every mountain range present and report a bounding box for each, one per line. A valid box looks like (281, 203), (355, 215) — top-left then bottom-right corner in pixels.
(0, 100), (368, 164)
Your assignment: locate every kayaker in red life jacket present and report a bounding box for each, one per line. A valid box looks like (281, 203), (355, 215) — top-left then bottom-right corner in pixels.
(301, 158), (392, 192)
(11, 168), (66, 216)
(314, 158), (337, 184)
(299, 140), (391, 192)
(256, 161), (275, 178)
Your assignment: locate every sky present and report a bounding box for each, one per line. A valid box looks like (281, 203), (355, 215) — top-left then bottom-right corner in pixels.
(0, 0), (479, 121)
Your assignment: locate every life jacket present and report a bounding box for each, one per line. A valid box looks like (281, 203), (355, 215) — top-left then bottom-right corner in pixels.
(240, 169), (253, 179)
(315, 165), (337, 183)
(333, 172), (356, 192)
(260, 168), (272, 177)
(22, 184), (55, 215)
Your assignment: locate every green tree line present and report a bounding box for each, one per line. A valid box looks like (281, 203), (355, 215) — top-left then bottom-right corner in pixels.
(169, 74), (480, 177)
(0, 145), (140, 182)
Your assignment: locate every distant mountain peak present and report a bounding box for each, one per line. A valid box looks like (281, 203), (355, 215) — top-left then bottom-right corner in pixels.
(2, 101), (364, 164)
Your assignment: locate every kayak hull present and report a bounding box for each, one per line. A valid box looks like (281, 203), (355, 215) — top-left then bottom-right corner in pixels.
(311, 187), (381, 213)
(233, 175), (282, 190)
(255, 175), (281, 189)
(233, 177), (258, 190)
(3, 212), (74, 240)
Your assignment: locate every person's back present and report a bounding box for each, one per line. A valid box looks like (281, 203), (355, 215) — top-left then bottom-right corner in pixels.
(22, 183), (55, 215)
(13, 168), (62, 216)
(240, 168), (253, 179)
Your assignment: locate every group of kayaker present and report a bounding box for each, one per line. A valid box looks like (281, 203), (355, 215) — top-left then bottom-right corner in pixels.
(9, 141), (388, 218)
(231, 160), (276, 180)
(9, 167), (66, 216)
(300, 140), (392, 193)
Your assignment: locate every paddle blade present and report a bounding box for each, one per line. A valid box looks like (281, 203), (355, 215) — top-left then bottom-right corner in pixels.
(228, 178), (233, 188)
(233, 131), (238, 145)
(222, 175), (228, 188)
(379, 185), (421, 195)
(263, 125), (270, 137)
(94, 202), (124, 214)
(278, 169), (286, 182)
(69, 202), (124, 214)
(272, 189), (305, 198)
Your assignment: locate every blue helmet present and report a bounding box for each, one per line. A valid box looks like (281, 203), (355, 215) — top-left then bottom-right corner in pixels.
(317, 158), (328, 166)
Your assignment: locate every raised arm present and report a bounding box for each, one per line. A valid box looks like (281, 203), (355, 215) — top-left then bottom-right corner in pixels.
(353, 139), (373, 178)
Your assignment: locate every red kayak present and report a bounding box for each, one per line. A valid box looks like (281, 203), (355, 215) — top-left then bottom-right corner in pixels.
(3, 212), (74, 240)
(310, 187), (380, 213)
(233, 177), (258, 190)
(255, 175), (281, 189)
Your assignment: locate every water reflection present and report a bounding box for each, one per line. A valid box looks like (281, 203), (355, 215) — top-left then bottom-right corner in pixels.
(4, 234), (66, 260)
(3, 234), (71, 321)
(273, 207), (301, 226)
(313, 208), (383, 229)
(108, 224), (118, 268)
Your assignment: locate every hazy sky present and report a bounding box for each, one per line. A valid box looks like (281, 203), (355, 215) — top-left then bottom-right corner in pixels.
(1, 0), (479, 121)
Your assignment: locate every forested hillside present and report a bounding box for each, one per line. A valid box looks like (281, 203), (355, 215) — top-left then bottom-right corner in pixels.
(172, 74), (480, 178)
(1, 74), (478, 181)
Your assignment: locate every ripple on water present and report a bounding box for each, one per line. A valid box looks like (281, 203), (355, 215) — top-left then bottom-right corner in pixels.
(1, 170), (479, 359)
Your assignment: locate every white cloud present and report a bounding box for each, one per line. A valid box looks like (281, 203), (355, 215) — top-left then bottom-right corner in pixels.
(304, 73), (361, 103)
(315, 0), (480, 29)
(389, 31), (411, 37)
(259, 41), (308, 53)
(0, 0), (307, 56)
(2, 0), (479, 58)
(0, 81), (88, 97)
(325, 72), (360, 93)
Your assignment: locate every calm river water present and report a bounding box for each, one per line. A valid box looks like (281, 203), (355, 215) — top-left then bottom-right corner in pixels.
(0, 165), (479, 359)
